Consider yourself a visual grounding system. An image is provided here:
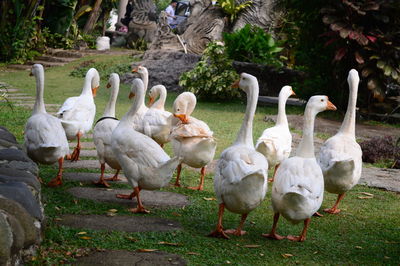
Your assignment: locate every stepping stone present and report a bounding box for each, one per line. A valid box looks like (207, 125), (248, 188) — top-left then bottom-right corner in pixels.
(67, 187), (190, 209)
(63, 160), (111, 170)
(0, 88), (19, 93)
(73, 250), (186, 265)
(359, 167), (400, 193)
(69, 142), (95, 149)
(63, 172), (127, 184)
(7, 96), (34, 100)
(80, 149), (98, 157)
(58, 214), (182, 233)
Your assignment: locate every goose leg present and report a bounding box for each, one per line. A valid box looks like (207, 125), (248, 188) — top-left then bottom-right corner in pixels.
(174, 164), (182, 187)
(47, 157), (64, 187)
(324, 193), (345, 214)
(225, 213), (248, 236)
(269, 164), (280, 183)
(188, 167), (205, 191)
(116, 188), (137, 199)
(105, 169), (121, 181)
(262, 212), (285, 240)
(93, 163), (110, 187)
(287, 218), (311, 242)
(208, 203), (229, 239)
(129, 187), (150, 214)
(70, 132), (82, 162)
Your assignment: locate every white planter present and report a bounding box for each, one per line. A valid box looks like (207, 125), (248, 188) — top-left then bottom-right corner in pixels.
(96, 36), (110, 51)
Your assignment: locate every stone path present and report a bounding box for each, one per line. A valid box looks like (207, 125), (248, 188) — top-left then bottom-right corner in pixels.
(73, 250), (186, 265)
(67, 187), (190, 209)
(63, 172), (128, 184)
(63, 160), (111, 170)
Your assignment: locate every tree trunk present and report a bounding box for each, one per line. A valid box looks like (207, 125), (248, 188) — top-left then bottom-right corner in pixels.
(83, 0), (103, 34)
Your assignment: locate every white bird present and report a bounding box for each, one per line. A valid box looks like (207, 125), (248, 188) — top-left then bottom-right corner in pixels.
(57, 68), (99, 161)
(256, 86), (296, 182)
(111, 78), (182, 213)
(24, 64), (69, 187)
(93, 73), (122, 187)
(132, 65), (149, 91)
(318, 69), (362, 214)
(170, 92), (217, 190)
(263, 95), (336, 242)
(127, 78), (148, 133)
(142, 85), (172, 147)
(208, 73), (268, 239)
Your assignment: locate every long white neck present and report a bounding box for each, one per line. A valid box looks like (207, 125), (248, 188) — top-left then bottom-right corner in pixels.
(276, 93), (289, 126)
(234, 82), (258, 147)
(121, 87), (145, 124)
(338, 76), (358, 138)
(141, 72), (149, 92)
(103, 80), (119, 117)
(33, 68), (46, 115)
(296, 107), (317, 158)
(81, 70), (95, 96)
(152, 87), (166, 110)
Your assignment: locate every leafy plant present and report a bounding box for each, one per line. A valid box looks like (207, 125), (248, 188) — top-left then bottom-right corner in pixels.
(223, 24), (283, 67)
(70, 60), (131, 80)
(360, 135), (400, 169)
(179, 41), (240, 100)
(217, 0), (253, 23)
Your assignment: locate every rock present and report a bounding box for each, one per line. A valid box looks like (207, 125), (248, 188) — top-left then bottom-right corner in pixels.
(67, 187), (190, 209)
(0, 198), (38, 247)
(63, 172), (128, 184)
(0, 126), (18, 144)
(0, 149), (39, 176)
(69, 142), (95, 149)
(359, 167), (400, 193)
(0, 182), (43, 220)
(63, 160), (112, 170)
(79, 149), (98, 157)
(58, 214), (182, 232)
(0, 173), (40, 193)
(73, 250), (186, 266)
(0, 212), (13, 265)
(3, 212), (25, 254)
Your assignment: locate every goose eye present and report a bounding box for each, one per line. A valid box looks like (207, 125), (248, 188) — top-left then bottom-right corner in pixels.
(177, 108), (180, 112)
(320, 99), (324, 102)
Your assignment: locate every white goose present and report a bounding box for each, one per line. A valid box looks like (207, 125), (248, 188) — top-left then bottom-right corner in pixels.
(128, 78), (148, 133)
(24, 64), (69, 187)
(111, 78), (182, 213)
(209, 73), (268, 239)
(170, 92), (217, 190)
(57, 68), (99, 161)
(93, 73), (122, 187)
(132, 65), (149, 91)
(263, 95), (336, 242)
(142, 85), (172, 147)
(256, 86), (296, 182)
(318, 69), (362, 214)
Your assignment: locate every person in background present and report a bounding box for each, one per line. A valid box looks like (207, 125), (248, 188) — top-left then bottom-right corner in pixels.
(165, 0), (178, 28)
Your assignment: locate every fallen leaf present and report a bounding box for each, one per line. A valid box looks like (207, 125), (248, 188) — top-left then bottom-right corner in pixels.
(250, 221), (256, 224)
(65, 251), (72, 256)
(282, 254), (294, 258)
(79, 182), (83, 186)
(313, 251), (318, 254)
(137, 249), (158, 252)
(357, 196), (373, 199)
(226, 261), (231, 264)
(171, 212), (181, 217)
(360, 192), (373, 196)
(55, 206), (61, 211)
(186, 252), (200, 255)
(203, 197), (216, 201)
(126, 237), (138, 242)
(73, 199), (78, 204)
(243, 245), (261, 248)
(106, 212), (116, 217)
(80, 236), (91, 240)
(158, 241), (182, 246)
(108, 209), (118, 213)
(106, 188), (113, 191)
(355, 246), (362, 249)
(260, 253), (264, 257)
(384, 256), (390, 259)
(77, 232), (87, 235)
(54, 218), (62, 221)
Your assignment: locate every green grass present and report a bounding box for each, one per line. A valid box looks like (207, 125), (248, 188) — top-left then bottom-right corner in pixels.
(1, 51), (399, 265)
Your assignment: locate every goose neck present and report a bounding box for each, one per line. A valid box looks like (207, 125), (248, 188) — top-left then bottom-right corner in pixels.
(103, 81), (119, 117)
(276, 94), (289, 126)
(339, 83), (358, 138)
(121, 87), (145, 124)
(33, 69), (46, 114)
(153, 89), (166, 110)
(295, 107), (316, 158)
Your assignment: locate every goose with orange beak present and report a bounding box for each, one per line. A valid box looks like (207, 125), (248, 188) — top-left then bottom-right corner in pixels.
(57, 68), (99, 162)
(170, 92), (217, 190)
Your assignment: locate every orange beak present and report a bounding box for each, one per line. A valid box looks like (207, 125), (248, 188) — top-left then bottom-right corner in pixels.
(148, 96), (155, 106)
(173, 113), (189, 124)
(291, 90), (296, 96)
(326, 100), (337, 111)
(106, 83), (111, 88)
(129, 92), (135, 99)
(231, 79), (240, 88)
(92, 86), (99, 97)
(132, 65), (140, 73)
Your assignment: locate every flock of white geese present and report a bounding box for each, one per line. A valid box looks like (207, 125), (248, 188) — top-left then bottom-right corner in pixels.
(24, 63), (362, 242)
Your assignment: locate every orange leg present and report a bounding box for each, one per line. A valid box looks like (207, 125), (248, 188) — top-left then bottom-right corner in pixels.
(47, 157), (64, 187)
(128, 187), (150, 214)
(93, 163), (110, 187)
(269, 164), (280, 183)
(208, 203), (229, 239)
(262, 212), (285, 240)
(188, 167), (205, 191)
(313, 211), (323, 217)
(324, 193), (346, 214)
(105, 169), (121, 181)
(70, 132), (82, 162)
(225, 213), (248, 236)
(174, 164), (182, 187)
(287, 218), (311, 242)
(116, 188), (137, 199)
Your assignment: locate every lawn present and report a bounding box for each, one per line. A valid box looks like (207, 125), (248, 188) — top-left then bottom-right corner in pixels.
(0, 52), (399, 265)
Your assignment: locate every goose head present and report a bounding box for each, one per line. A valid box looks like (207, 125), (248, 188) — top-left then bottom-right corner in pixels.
(132, 65), (148, 77)
(232, 72), (258, 93)
(148, 85), (166, 106)
(348, 69), (360, 90)
(30, 63), (44, 77)
(307, 95), (337, 114)
(172, 92), (196, 124)
(86, 68), (100, 97)
(129, 78), (145, 99)
(107, 73), (119, 89)
(279, 85), (296, 99)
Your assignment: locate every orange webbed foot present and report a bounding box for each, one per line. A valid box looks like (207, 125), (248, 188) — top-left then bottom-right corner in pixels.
(262, 232), (285, 240)
(128, 207), (150, 214)
(93, 179), (110, 188)
(70, 147), (81, 162)
(208, 229), (230, 239)
(47, 178), (62, 187)
(105, 175), (122, 182)
(224, 229), (246, 236)
(268, 178), (274, 183)
(187, 185), (203, 191)
(313, 212), (324, 217)
(323, 208), (341, 214)
(287, 235), (306, 242)
(116, 192), (136, 200)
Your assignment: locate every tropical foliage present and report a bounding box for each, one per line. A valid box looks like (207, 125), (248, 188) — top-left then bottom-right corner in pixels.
(217, 0), (252, 23)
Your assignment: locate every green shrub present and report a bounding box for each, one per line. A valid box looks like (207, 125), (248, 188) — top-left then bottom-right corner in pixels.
(217, 0), (252, 23)
(223, 24), (283, 67)
(179, 41), (240, 100)
(70, 61), (131, 80)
